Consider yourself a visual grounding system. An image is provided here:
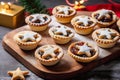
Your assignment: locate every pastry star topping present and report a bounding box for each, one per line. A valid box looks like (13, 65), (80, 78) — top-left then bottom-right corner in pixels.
(54, 26), (69, 36)
(76, 43), (93, 57)
(97, 29), (116, 39)
(57, 6), (71, 15)
(31, 14), (45, 23)
(97, 9), (111, 20)
(19, 32), (37, 42)
(8, 67), (29, 80)
(41, 45), (59, 59)
(76, 16), (90, 26)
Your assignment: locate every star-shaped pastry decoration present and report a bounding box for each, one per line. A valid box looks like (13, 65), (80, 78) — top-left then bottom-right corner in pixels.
(19, 32), (37, 42)
(76, 43), (93, 57)
(97, 9), (111, 20)
(97, 29), (116, 39)
(54, 26), (69, 36)
(56, 6), (72, 15)
(75, 16), (90, 26)
(31, 14), (45, 23)
(8, 67), (29, 80)
(41, 45), (59, 59)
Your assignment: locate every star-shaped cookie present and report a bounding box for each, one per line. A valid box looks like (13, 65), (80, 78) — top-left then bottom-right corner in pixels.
(41, 45), (59, 59)
(76, 16), (90, 26)
(76, 43), (93, 57)
(97, 9), (111, 20)
(57, 6), (71, 15)
(31, 14), (45, 23)
(8, 67), (29, 80)
(54, 26), (69, 36)
(19, 32), (37, 42)
(97, 29), (116, 39)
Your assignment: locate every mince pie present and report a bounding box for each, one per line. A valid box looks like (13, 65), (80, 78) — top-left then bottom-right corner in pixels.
(35, 45), (64, 66)
(49, 24), (74, 44)
(71, 15), (96, 35)
(92, 9), (117, 27)
(52, 5), (76, 23)
(92, 28), (120, 48)
(14, 31), (42, 50)
(68, 41), (99, 63)
(25, 14), (51, 32)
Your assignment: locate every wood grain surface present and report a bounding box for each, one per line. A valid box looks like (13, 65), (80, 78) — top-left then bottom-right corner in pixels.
(2, 11), (120, 80)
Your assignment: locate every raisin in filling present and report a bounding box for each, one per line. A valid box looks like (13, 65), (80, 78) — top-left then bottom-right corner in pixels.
(54, 50), (60, 56)
(34, 34), (38, 39)
(45, 55), (52, 60)
(68, 10), (73, 15)
(43, 16), (48, 21)
(88, 21), (94, 26)
(19, 36), (23, 40)
(67, 30), (72, 36)
(94, 12), (113, 22)
(29, 17), (40, 23)
(70, 43), (95, 57)
(39, 50), (44, 57)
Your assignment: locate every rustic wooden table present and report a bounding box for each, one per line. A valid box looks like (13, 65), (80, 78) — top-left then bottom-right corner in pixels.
(0, 0), (120, 80)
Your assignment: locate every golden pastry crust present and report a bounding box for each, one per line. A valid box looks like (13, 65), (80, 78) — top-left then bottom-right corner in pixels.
(49, 25), (74, 44)
(35, 45), (64, 66)
(92, 9), (117, 27)
(68, 41), (99, 63)
(52, 5), (76, 23)
(14, 31), (42, 50)
(71, 15), (96, 35)
(92, 28), (120, 48)
(117, 19), (120, 31)
(25, 14), (51, 31)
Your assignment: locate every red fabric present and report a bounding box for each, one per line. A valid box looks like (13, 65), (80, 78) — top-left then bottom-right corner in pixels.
(48, 3), (120, 17)
(86, 4), (120, 17)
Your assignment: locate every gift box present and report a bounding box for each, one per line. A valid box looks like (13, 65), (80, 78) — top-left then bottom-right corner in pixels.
(0, 3), (24, 28)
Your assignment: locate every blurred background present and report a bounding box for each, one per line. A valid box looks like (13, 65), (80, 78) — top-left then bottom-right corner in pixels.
(1, 0), (120, 8)
(41, 0), (109, 8)
(0, 0), (116, 7)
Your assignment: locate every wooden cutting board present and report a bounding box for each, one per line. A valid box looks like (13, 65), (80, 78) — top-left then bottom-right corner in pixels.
(2, 11), (120, 80)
